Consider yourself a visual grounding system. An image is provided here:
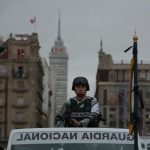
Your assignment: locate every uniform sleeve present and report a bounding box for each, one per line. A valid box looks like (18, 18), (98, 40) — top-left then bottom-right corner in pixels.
(55, 101), (70, 127)
(91, 103), (100, 114)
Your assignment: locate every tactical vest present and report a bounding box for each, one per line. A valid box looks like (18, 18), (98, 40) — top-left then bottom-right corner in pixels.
(65, 97), (98, 127)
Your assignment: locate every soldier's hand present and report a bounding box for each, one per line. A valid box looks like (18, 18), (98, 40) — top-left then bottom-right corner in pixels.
(70, 119), (82, 127)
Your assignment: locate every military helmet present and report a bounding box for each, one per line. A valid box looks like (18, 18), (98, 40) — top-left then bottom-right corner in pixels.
(72, 77), (90, 91)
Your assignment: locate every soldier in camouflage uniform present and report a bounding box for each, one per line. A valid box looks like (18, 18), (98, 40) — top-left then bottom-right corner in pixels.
(55, 77), (100, 127)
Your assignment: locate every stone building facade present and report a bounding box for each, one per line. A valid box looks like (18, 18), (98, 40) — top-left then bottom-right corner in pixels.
(0, 33), (45, 147)
(95, 36), (150, 136)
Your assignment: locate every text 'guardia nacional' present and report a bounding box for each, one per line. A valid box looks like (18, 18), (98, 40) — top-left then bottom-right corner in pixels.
(16, 132), (134, 141)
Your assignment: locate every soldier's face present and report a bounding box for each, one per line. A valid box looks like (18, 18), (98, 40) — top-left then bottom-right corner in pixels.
(74, 84), (87, 97)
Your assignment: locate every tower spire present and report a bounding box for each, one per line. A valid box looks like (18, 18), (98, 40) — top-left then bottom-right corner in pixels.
(53, 10), (65, 48)
(57, 10), (61, 40)
(133, 29), (138, 42)
(100, 38), (103, 52)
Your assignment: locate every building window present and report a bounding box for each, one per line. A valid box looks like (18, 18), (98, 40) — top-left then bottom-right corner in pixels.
(16, 112), (24, 122)
(99, 70), (109, 81)
(16, 97), (24, 106)
(16, 66), (24, 78)
(0, 81), (2, 89)
(109, 121), (116, 127)
(118, 89), (125, 105)
(0, 98), (3, 105)
(103, 89), (107, 105)
(110, 114), (114, 119)
(119, 107), (124, 118)
(0, 81), (4, 90)
(146, 114), (150, 120)
(145, 91), (150, 105)
(0, 65), (7, 77)
(124, 70), (130, 81)
(109, 70), (117, 81)
(0, 112), (2, 121)
(140, 71), (146, 80)
(13, 66), (27, 78)
(118, 71), (123, 82)
(109, 107), (116, 111)
(147, 71), (150, 81)
(16, 81), (25, 91)
(104, 107), (107, 125)
(108, 90), (118, 105)
(17, 49), (25, 59)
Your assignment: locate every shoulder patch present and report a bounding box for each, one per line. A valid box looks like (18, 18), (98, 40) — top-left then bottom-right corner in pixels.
(91, 98), (98, 106)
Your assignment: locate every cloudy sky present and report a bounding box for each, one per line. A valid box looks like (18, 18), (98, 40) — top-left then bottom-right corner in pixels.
(0, 0), (150, 98)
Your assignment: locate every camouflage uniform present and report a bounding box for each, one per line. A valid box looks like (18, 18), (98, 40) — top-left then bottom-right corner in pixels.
(55, 96), (100, 127)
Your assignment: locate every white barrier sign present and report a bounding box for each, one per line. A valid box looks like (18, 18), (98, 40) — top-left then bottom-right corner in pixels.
(12, 131), (134, 145)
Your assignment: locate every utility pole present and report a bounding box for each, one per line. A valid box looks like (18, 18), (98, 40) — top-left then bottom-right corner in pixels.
(133, 31), (139, 150)
(124, 31), (144, 150)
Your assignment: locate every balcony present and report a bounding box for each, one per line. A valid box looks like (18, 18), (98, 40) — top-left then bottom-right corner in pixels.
(12, 88), (28, 93)
(12, 120), (27, 125)
(12, 104), (29, 109)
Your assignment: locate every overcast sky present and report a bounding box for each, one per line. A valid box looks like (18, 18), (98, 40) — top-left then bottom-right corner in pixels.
(0, 0), (150, 98)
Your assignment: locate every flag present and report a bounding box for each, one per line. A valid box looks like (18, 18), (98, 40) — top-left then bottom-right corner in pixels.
(30, 16), (36, 24)
(30, 16), (37, 33)
(128, 56), (134, 134)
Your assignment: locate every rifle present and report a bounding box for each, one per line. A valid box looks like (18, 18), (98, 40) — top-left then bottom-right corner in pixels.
(98, 113), (106, 122)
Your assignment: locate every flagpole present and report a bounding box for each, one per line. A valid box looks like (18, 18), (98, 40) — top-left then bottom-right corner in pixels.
(133, 31), (139, 150)
(124, 31), (141, 150)
(30, 16), (36, 33)
(34, 16), (36, 33)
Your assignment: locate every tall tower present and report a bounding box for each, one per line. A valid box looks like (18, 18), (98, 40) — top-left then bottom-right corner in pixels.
(49, 13), (68, 126)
